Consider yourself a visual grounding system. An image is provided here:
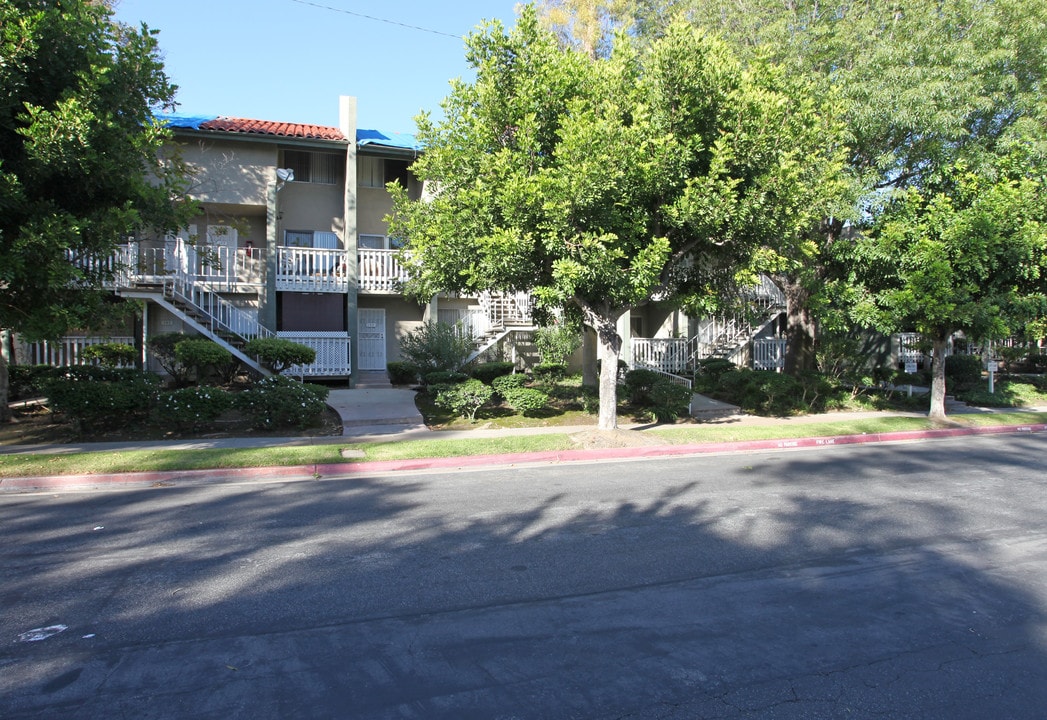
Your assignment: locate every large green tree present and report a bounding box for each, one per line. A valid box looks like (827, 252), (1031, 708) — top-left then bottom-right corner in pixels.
(391, 7), (843, 429)
(845, 145), (1047, 418)
(632, 0), (1047, 374)
(0, 0), (190, 421)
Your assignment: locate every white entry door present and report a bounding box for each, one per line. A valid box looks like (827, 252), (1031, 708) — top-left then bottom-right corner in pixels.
(357, 308), (387, 370)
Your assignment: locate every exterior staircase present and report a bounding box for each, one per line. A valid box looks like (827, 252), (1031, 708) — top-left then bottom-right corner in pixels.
(120, 286), (271, 377)
(632, 276), (787, 375)
(465, 291), (538, 364)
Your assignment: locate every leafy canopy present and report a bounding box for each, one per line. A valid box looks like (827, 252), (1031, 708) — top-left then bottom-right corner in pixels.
(391, 6), (844, 325)
(390, 5), (845, 428)
(0, 0), (192, 341)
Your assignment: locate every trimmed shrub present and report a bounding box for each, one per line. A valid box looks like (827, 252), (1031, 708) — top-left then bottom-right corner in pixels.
(434, 378), (494, 421)
(175, 339), (234, 384)
(945, 354), (984, 391)
(43, 369), (162, 431)
(1026, 353), (1047, 372)
(718, 369), (810, 416)
(648, 381), (693, 422)
(81, 342), (137, 368)
(623, 368), (664, 405)
(148, 332), (193, 385)
(470, 361), (516, 384)
(7, 364), (61, 400)
(235, 376), (330, 430)
(532, 363), (567, 379)
(386, 361), (417, 385)
(157, 385), (233, 431)
(398, 321), (474, 375)
(696, 357), (736, 380)
(502, 386), (549, 415)
(243, 337), (316, 374)
(424, 370), (469, 387)
(492, 373), (528, 395)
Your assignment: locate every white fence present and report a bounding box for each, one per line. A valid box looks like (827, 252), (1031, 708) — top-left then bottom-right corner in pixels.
(277, 332), (351, 377)
(631, 338), (689, 373)
(752, 338), (786, 371)
(22, 336), (136, 367)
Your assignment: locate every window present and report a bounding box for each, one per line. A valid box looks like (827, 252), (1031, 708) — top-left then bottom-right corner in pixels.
(282, 150), (343, 185)
(283, 230), (341, 248)
(358, 156), (411, 188)
(385, 159), (410, 188)
(358, 156), (382, 188)
(358, 234), (386, 249)
(283, 230), (313, 247)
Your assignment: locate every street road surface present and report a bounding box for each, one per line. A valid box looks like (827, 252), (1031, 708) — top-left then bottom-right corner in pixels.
(2, 433), (1047, 718)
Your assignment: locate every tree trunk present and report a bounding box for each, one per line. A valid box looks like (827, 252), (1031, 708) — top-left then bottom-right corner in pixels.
(780, 276), (817, 376)
(928, 335), (949, 420)
(0, 351), (11, 424)
(593, 317), (622, 430)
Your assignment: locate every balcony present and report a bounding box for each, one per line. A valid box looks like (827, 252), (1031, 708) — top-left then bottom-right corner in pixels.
(358, 248), (408, 293)
(275, 247), (349, 293)
(80, 243), (406, 296)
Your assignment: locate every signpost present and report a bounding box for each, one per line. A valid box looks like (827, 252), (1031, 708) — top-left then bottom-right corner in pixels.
(987, 360), (999, 394)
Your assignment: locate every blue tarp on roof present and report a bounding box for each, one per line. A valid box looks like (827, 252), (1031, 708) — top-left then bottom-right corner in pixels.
(357, 129), (422, 151)
(153, 114), (420, 150)
(154, 114), (219, 130)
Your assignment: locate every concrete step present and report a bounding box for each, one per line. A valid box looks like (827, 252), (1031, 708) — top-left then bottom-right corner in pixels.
(354, 370), (392, 388)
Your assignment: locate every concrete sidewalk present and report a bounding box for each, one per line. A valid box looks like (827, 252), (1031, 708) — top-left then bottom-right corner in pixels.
(3, 383), (1047, 493)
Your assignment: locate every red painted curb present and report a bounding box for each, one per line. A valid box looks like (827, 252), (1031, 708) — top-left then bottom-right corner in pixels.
(3, 423), (1045, 492)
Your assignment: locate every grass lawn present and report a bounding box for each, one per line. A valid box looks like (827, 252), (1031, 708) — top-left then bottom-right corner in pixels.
(2, 410), (1045, 480)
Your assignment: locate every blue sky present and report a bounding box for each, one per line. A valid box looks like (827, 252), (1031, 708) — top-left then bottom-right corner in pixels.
(113, 0), (522, 134)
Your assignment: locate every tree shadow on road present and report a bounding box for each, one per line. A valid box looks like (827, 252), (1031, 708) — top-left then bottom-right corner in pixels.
(2, 435), (1046, 718)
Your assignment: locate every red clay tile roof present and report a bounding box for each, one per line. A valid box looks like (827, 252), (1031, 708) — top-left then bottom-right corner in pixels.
(198, 117), (346, 141)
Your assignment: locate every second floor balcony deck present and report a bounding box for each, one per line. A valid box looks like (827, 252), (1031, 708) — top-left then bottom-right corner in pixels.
(88, 242), (408, 296)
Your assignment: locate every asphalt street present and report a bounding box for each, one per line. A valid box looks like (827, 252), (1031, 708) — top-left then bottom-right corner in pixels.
(2, 433), (1047, 719)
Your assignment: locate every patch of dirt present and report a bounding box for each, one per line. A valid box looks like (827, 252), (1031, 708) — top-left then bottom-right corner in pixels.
(567, 429), (665, 450)
(0, 402), (342, 446)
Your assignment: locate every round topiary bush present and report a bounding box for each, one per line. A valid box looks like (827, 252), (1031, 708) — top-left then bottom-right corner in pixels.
(235, 376), (330, 430)
(434, 378), (494, 421)
(470, 361), (516, 384)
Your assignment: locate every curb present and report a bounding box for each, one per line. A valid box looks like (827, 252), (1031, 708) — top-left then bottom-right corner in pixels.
(3, 422), (1045, 493)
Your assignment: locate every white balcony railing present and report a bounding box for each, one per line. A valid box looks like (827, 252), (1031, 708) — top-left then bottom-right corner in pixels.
(358, 248), (408, 293)
(276, 246), (350, 293)
(631, 338), (690, 373)
(89, 243), (264, 291)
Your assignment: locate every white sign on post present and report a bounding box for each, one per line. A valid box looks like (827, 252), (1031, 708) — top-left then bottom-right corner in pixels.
(987, 361), (999, 372)
(905, 362), (918, 374)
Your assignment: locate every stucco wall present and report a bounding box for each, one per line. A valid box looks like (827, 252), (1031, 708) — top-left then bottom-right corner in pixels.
(360, 297), (427, 363)
(180, 138), (276, 207)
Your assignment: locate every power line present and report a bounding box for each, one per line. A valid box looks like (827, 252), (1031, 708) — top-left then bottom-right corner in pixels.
(289, 0), (464, 39)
